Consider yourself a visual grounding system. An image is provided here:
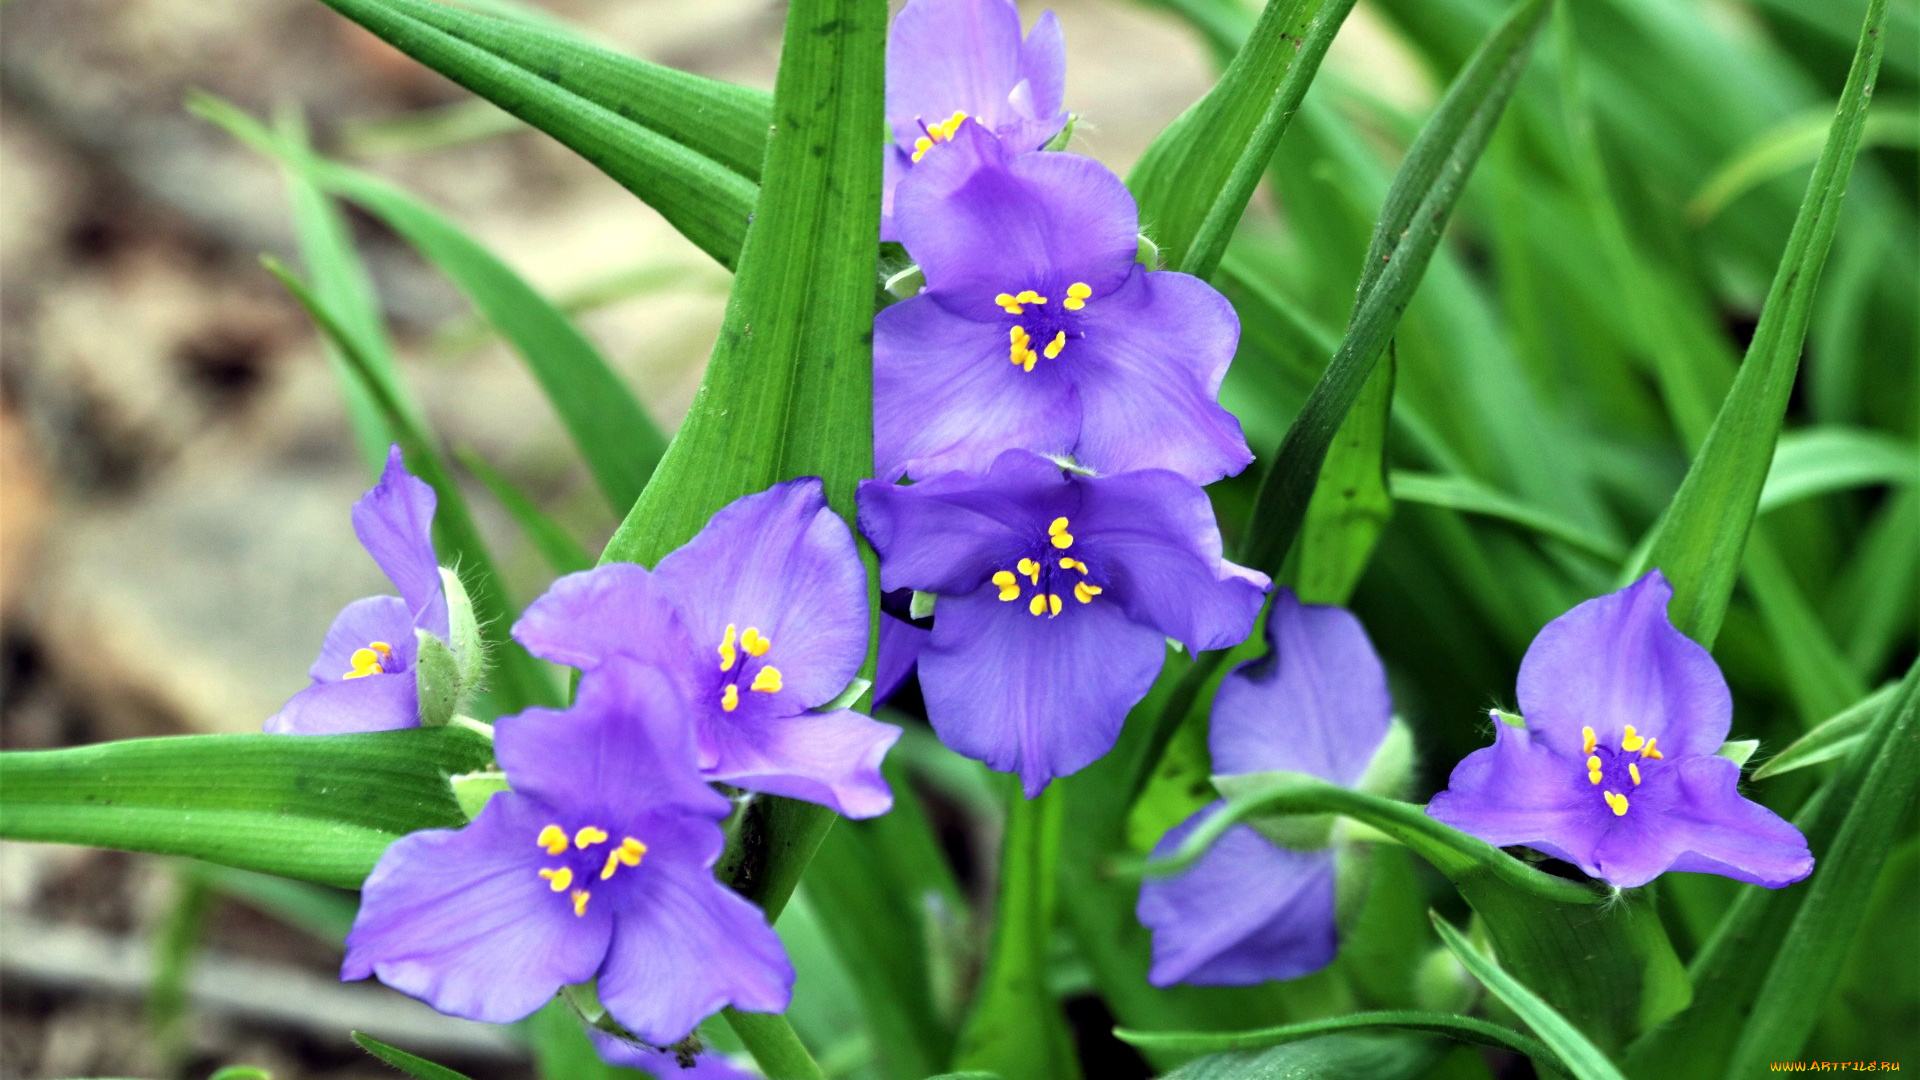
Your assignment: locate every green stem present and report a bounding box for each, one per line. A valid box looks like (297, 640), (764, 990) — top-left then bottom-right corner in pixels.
(724, 1008), (826, 1080)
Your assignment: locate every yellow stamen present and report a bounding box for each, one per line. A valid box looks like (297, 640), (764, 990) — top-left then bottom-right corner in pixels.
(721, 683), (739, 712)
(1581, 726), (1597, 755)
(1073, 582), (1102, 604)
(751, 666), (784, 693)
(1015, 289), (1047, 306)
(1603, 791), (1629, 817)
(1047, 593), (1063, 616)
(718, 624), (738, 672)
(343, 641), (394, 680)
(1043, 330), (1067, 360)
(1017, 557), (1040, 584)
(993, 570), (1020, 601)
(1621, 725), (1645, 752)
(1629, 762), (1642, 786)
(911, 135), (935, 162)
(1063, 282), (1093, 311)
(1059, 557), (1087, 573)
(1028, 594), (1046, 617)
(537, 825), (569, 856)
(574, 826), (608, 849)
(741, 627), (771, 657)
(1048, 516), (1074, 549)
(571, 889), (591, 917)
(600, 837), (648, 880)
(996, 293), (1025, 314)
(1641, 737), (1663, 760)
(539, 867), (572, 892)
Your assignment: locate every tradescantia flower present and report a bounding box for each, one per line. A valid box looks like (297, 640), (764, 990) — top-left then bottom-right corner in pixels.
(1427, 571), (1813, 890)
(858, 449), (1268, 796)
(343, 657), (793, 1044)
(875, 122), (1252, 485)
(266, 445), (457, 735)
(1138, 590), (1395, 986)
(514, 478), (898, 819)
(882, 0), (1067, 240)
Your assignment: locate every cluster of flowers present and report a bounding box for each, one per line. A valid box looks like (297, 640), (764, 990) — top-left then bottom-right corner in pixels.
(263, 0), (1816, 1066)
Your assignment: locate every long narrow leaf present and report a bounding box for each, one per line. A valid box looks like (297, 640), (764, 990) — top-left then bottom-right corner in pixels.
(456, 448), (593, 577)
(1752, 682), (1900, 780)
(1430, 914), (1630, 1080)
(1116, 1011), (1566, 1076)
(353, 1032), (475, 1080)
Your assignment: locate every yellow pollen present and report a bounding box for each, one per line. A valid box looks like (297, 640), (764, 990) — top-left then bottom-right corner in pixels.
(993, 570), (1020, 601)
(537, 825), (569, 856)
(1028, 594), (1047, 617)
(574, 826), (609, 849)
(1586, 754), (1602, 772)
(1048, 517), (1074, 549)
(721, 683), (740, 712)
(572, 889), (591, 917)
(1009, 327), (1038, 370)
(1047, 593), (1063, 616)
(1073, 581), (1102, 604)
(912, 135), (935, 160)
(1629, 762), (1642, 786)
(1059, 557), (1087, 573)
(751, 666), (784, 694)
(910, 111), (968, 161)
(1063, 282), (1092, 311)
(1017, 557), (1040, 584)
(343, 641), (394, 680)
(1016, 289), (1047, 306)
(718, 624), (738, 672)
(1622, 725), (1645, 752)
(741, 627), (771, 657)
(1642, 737), (1663, 760)
(1603, 791), (1629, 817)
(600, 837), (648, 880)
(1581, 726), (1597, 755)
(996, 293), (1025, 314)
(1043, 330), (1066, 360)
(540, 867), (573, 892)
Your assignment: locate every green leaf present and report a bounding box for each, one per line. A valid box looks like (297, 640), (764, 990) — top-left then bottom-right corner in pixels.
(1757, 426), (1918, 514)
(1114, 1011), (1566, 1077)
(1687, 104), (1919, 225)
(0, 729), (492, 889)
(954, 785), (1081, 1080)
(1634, 0), (1891, 646)
(307, 0), (765, 268)
(1128, 0), (1360, 277)
(721, 1009), (825, 1080)
(1750, 682), (1899, 779)
(1237, 0), (1551, 577)
(1293, 347), (1395, 605)
(1387, 471), (1628, 563)
(1162, 1033), (1443, 1080)
(455, 447), (594, 577)
(352, 1031), (475, 1080)
(1429, 914), (1629, 1080)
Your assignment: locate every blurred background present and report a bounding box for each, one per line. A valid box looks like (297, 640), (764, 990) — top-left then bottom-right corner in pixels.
(1, 0), (1913, 1076)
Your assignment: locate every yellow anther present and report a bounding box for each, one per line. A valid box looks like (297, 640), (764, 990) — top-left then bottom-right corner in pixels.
(539, 867), (573, 892)
(1629, 762), (1642, 786)
(1059, 557), (1087, 573)
(1047, 594), (1063, 616)
(1017, 557), (1040, 584)
(1073, 582), (1102, 604)
(574, 826), (609, 850)
(1028, 594), (1047, 617)
(571, 889), (591, 917)
(1020, 351), (1037, 373)
(911, 136), (935, 162)
(1586, 754), (1602, 772)
(1063, 282), (1093, 311)
(1641, 737), (1663, 760)
(600, 837), (648, 880)
(537, 825), (569, 856)
(343, 641), (393, 680)
(1581, 726), (1597, 755)
(993, 570), (1020, 601)
(996, 293), (1025, 314)
(721, 684), (740, 712)
(1603, 791), (1629, 817)
(751, 666), (784, 694)
(1621, 725), (1645, 753)
(1043, 330), (1067, 360)
(1015, 289), (1047, 306)
(1010, 325), (1029, 346)
(1051, 530), (1074, 550)
(741, 627), (771, 657)
(718, 624), (738, 672)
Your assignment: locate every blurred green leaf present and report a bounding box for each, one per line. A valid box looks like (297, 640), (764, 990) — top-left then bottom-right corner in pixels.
(1689, 104), (1919, 225)
(1758, 427), (1918, 514)
(0, 730), (492, 889)
(1429, 914), (1628, 1080)
(1162, 1033), (1442, 1080)
(352, 1032), (474, 1080)
(455, 447), (594, 576)
(1388, 472), (1626, 563)
(1294, 348), (1395, 605)
(1116, 1010), (1565, 1076)
(149, 864), (214, 1076)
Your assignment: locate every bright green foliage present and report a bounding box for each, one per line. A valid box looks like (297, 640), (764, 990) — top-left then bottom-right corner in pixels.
(352, 1031), (476, 1080)
(1430, 914), (1629, 1080)
(1116, 1010), (1565, 1076)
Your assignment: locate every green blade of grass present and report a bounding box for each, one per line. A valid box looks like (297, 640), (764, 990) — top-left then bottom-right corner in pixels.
(1750, 682), (1899, 780)
(455, 447), (593, 577)
(1116, 1011), (1567, 1078)
(1430, 914), (1630, 1080)
(353, 1032), (476, 1080)
(1388, 471), (1627, 563)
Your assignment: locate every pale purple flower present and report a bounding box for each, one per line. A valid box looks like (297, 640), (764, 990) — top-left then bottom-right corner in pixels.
(590, 1031), (757, 1079)
(514, 479), (898, 819)
(266, 445), (450, 735)
(1427, 571), (1814, 889)
(343, 658), (793, 1043)
(876, 122), (1251, 485)
(1138, 590), (1392, 986)
(858, 450), (1267, 796)
(883, 0), (1067, 239)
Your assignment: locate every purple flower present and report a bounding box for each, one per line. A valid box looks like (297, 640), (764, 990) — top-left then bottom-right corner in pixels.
(1427, 571), (1813, 890)
(343, 657), (793, 1043)
(875, 122), (1252, 485)
(514, 479), (898, 820)
(266, 445), (451, 735)
(858, 450), (1268, 796)
(1137, 591), (1393, 986)
(590, 1031), (757, 1079)
(883, 0), (1067, 240)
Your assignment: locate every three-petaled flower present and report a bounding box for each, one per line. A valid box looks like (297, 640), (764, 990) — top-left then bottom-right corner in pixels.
(1427, 571), (1813, 889)
(266, 445), (453, 735)
(1137, 591), (1395, 986)
(343, 657), (793, 1044)
(858, 449), (1268, 795)
(875, 121), (1252, 485)
(515, 478), (899, 819)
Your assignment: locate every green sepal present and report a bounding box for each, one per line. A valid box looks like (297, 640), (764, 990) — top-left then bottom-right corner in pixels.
(1356, 718), (1415, 799)
(1136, 233), (1162, 270)
(1213, 771), (1334, 851)
(1716, 739), (1759, 768)
(1493, 709), (1527, 728)
(449, 769), (508, 821)
(910, 590), (938, 620)
(414, 628), (463, 729)
(885, 264), (927, 300)
(439, 566), (484, 692)
(1042, 114), (1078, 152)
(817, 677), (874, 714)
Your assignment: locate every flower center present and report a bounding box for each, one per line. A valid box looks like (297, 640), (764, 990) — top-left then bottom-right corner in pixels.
(989, 517), (1105, 617)
(342, 641), (394, 680)
(911, 111), (969, 162)
(1580, 724), (1664, 816)
(535, 823), (648, 917)
(716, 623), (784, 713)
(996, 284), (1093, 372)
